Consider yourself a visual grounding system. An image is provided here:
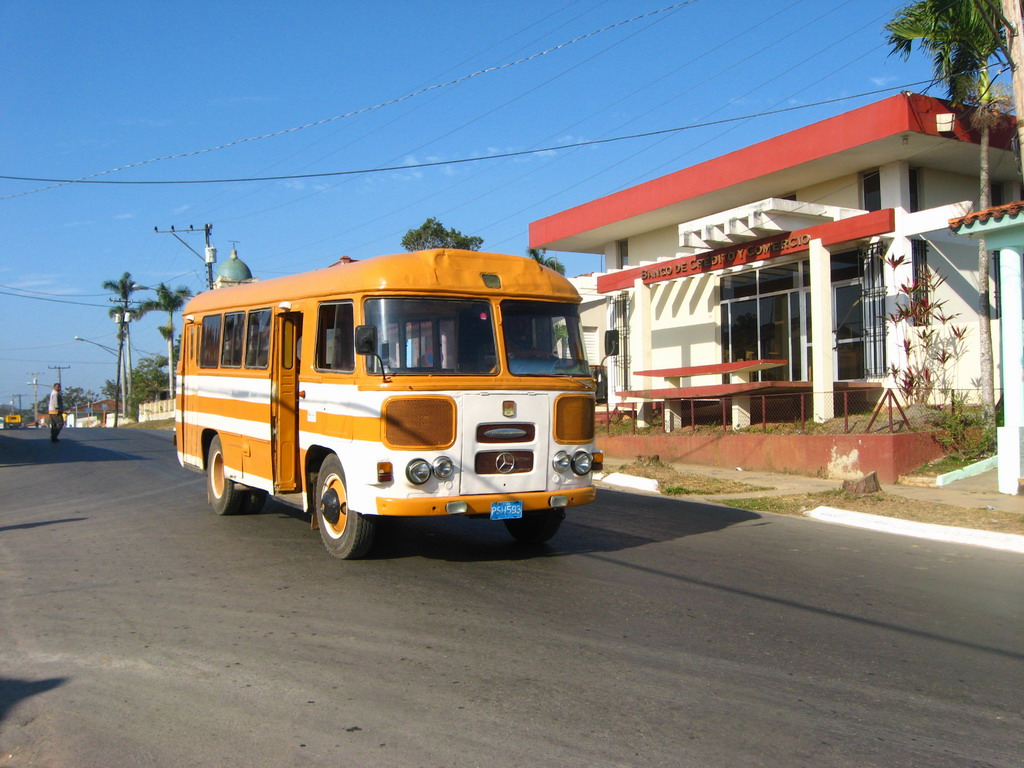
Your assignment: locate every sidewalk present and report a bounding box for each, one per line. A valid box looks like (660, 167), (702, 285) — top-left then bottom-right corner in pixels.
(598, 454), (1023, 554)
(600, 454), (1020, 513)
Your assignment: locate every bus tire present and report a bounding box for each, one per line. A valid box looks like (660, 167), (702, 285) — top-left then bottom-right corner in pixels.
(207, 435), (243, 516)
(503, 508), (564, 544)
(315, 455), (375, 560)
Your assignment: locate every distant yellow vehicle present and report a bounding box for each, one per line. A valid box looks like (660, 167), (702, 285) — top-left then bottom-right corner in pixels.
(4, 414), (24, 429)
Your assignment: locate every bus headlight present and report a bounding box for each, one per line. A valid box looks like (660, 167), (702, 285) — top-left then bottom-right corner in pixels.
(552, 451), (571, 473)
(406, 458), (432, 485)
(571, 450), (593, 476)
(432, 456), (455, 480)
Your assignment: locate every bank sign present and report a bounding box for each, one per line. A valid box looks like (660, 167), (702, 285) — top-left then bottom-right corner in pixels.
(638, 233), (812, 285)
(595, 209), (895, 294)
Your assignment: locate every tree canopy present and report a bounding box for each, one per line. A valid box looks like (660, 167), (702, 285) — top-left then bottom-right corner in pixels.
(527, 247), (566, 275)
(401, 218), (483, 251)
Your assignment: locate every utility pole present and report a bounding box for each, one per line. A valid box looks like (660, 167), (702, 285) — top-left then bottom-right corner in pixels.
(27, 372), (40, 425)
(154, 223), (216, 290)
(48, 365), (69, 386)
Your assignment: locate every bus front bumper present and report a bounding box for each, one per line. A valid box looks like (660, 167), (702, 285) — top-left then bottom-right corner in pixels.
(375, 486), (596, 517)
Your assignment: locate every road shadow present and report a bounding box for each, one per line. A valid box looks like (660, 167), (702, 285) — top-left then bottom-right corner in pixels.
(0, 676), (68, 724)
(0, 517), (88, 533)
(0, 429), (171, 467)
(360, 488), (762, 562)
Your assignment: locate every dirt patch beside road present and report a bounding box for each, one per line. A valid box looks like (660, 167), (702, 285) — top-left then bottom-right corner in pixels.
(610, 460), (1024, 537)
(715, 490), (1024, 536)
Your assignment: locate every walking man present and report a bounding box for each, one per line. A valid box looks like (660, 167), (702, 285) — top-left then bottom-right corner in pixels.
(48, 382), (64, 443)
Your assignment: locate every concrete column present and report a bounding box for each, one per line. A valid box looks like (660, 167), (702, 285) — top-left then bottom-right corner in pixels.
(997, 246), (1024, 495)
(665, 399), (682, 431)
(731, 396), (752, 430)
(633, 278), (653, 428)
(808, 238), (835, 422)
(884, 246), (913, 378)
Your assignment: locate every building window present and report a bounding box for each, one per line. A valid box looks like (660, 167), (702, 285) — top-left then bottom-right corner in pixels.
(992, 250), (1001, 320)
(615, 240), (629, 269)
(721, 261), (803, 381)
(911, 239), (930, 325)
(861, 169), (881, 211)
(909, 167), (920, 212)
(611, 292), (631, 390)
(991, 181), (1005, 207)
(862, 243), (887, 377)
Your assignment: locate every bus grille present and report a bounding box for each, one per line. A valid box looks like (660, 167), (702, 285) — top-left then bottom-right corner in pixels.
(554, 395), (594, 443)
(475, 450), (533, 475)
(383, 397), (456, 449)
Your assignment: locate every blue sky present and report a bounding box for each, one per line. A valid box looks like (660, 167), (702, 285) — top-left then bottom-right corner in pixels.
(0, 0), (936, 404)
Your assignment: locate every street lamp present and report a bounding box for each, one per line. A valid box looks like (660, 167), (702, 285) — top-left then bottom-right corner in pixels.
(74, 336), (118, 356)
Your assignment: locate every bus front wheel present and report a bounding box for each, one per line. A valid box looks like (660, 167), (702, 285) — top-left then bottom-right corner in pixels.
(503, 508), (564, 544)
(315, 455), (376, 560)
(207, 435), (243, 516)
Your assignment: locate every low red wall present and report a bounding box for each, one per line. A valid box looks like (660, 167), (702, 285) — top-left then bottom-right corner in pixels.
(597, 431), (944, 483)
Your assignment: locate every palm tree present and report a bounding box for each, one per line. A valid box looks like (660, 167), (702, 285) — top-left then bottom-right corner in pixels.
(527, 247), (566, 275)
(137, 283), (193, 396)
(886, 0), (1004, 415)
(101, 271), (139, 425)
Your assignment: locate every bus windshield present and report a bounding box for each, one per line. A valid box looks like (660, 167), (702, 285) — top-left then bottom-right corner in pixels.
(502, 300), (590, 376)
(363, 297), (497, 375)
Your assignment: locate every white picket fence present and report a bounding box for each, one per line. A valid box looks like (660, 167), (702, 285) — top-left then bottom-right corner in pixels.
(138, 399), (175, 423)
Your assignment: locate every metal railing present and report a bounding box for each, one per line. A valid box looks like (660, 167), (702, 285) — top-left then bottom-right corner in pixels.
(601, 389), (994, 437)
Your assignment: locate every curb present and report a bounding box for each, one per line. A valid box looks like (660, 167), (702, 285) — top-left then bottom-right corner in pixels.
(806, 506), (1024, 554)
(935, 455), (999, 487)
(897, 455), (999, 488)
(596, 472), (1024, 555)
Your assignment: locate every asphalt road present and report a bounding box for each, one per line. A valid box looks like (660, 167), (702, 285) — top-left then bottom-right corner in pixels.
(1, 428), (1021, 768)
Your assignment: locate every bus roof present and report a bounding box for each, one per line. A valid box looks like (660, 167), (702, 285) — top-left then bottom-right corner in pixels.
(183, 249), (580, 315)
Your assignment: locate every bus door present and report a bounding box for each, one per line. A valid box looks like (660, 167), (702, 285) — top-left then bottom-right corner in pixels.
(272, 311), (302, 492)
(179, 322), (202, 463)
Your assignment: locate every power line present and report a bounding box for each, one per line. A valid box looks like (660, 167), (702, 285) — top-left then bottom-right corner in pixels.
(0, 80), (938, 189)
(0, 288), (110, 308)
(0, 1), (700, 202)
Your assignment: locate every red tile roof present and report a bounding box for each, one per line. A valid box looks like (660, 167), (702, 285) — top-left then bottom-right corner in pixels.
(949, 201), (1024, 231)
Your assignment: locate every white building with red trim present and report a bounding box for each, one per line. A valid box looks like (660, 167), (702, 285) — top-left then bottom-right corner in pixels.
(531, 92), (1018, 429)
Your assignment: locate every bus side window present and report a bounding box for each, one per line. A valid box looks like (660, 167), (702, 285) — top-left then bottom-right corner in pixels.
(200, 315), (222, 369)
(244, 309), (272, 369)
(316, 301), (354, 372)
(221, 312), (245, 368)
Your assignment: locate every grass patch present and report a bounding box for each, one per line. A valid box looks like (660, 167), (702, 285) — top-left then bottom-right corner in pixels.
(121, 418), (175, 430)
(912, 455), (986, 477)
(614, 460), (768, 496)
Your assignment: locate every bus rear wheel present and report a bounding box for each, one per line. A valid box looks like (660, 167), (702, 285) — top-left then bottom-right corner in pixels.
(503, 508), (564, 544)
(315, 455), (376, 560)
(207, 435), (243, 516)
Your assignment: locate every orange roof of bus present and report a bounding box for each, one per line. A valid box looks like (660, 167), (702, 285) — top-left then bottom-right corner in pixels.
(183, 249), (580, 315)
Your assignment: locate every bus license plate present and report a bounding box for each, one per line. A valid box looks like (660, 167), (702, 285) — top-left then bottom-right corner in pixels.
(490, 501), (523, 520)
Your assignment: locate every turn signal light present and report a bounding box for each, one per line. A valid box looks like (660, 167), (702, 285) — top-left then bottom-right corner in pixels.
(377, 461), (393, 483)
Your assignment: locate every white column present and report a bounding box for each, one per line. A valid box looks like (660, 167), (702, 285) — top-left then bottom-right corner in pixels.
(633, 277), (654, 428)
(808, 238), (834, 422)
(997, 246), (1024, 495)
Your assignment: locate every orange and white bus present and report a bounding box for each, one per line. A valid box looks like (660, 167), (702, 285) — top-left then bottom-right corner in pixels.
(176, 248), (601, 559)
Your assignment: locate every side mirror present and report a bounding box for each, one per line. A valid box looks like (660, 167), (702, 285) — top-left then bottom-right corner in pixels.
(354, 325), (378, 356)
(604, 329), (620, 357)
(595, 366), (608, 404)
